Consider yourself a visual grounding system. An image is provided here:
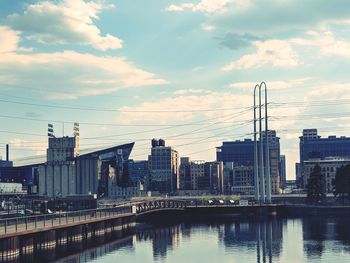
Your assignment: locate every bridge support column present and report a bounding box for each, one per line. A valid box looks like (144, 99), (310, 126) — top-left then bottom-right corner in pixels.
(67, 225), (83, 251)
(34, 230), (56, 261)
(0, 237), (20, 262)
(20, 236), (34, 261)
(93, 222), (106, 244)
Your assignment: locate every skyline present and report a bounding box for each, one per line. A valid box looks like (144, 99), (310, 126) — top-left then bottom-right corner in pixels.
(1, 1), (350, 179)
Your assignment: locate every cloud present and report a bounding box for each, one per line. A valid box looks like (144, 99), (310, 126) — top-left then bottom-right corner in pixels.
(174, 88), (209, 95)
(222, 39), (301, 71)
(217, 33), (263, 50)
(7, 0), (122, 51)
(10, 138), (47, 155)
(308, 82), (350, 99)
(166, 0), (248, 14)
(290, 31), (350, 58)
(0, 27), (166, 100)
(201, 23), (215, 31)
(0, 26), (19, 53)
(213, 0), (350, 34)
(230, 78), (311, 90)
(116, 92), (252, 124)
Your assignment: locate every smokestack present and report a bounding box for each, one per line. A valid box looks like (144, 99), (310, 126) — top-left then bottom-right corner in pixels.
(6, 144), (9, 161)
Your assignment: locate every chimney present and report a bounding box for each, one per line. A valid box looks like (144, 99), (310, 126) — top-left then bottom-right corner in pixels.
(6, 144), (9, 161)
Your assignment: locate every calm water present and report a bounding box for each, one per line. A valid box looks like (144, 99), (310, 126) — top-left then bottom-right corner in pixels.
(56, 217), (350, 263)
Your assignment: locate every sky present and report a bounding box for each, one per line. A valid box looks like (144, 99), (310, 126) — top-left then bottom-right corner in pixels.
(1, 0), (350, 179)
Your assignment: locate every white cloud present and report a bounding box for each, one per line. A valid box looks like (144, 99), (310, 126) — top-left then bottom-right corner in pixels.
(222, 39), (301, 71)
(166, 0), (248, 14)
(7, 0), (122, 51)
(0, 26), (19, 53)
(0, 27), (166, 100)
(308, 82), (350, 99)
(291, 31), (350, 58)
(10, 138), (47, 155)
(201, 23), (215, 31)
(230, 78), (311, 90)
(116, 92), (252, 124)
(174, 88), (209, 95)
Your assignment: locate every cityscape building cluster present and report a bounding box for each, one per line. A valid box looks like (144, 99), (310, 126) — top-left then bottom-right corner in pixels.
(1, 127), (350, 198)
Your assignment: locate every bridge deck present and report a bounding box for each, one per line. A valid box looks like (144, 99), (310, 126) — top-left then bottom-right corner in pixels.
(0, 206), (134, 238)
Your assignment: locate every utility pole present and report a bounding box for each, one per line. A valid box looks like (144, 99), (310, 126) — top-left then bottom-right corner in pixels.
(253, 84), (260, 202)
(253, 82), (271, 204)
(259, 86), (265, 203)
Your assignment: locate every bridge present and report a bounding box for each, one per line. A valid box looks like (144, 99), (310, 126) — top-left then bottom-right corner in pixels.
(0, 199), (282, 262)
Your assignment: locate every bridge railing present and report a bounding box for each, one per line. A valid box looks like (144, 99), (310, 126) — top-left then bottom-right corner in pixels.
(0, 205), (133, 235)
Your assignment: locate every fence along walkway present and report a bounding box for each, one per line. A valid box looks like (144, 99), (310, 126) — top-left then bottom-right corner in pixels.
(0, 199), (188, 235)
(0, 205), (133, 235)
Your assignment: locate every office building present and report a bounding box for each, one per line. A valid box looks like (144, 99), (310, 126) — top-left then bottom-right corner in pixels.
(217, 130), (281, 194)
(149, 139), (179, 193)
(303, 157), (350, 193)
(300, 129), (350, 163)
(299, 129), (350, 189)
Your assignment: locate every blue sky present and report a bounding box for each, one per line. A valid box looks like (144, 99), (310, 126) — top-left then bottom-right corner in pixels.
(1, 0), (350, 179)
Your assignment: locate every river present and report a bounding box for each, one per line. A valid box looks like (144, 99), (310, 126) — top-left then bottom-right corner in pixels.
(54, 216), (350, 263)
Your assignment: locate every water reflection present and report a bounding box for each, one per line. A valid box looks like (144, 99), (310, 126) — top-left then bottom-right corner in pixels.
(54, 217), (350, 263)
(136, 224), (181, 260)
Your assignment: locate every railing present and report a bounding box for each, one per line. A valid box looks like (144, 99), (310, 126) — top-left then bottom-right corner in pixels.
(135, 200), (186, 214)
(0, 205), (132, 235)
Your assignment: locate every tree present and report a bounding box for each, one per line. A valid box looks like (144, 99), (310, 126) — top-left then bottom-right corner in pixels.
(306, 164), (326, 204)
(333, 165), (350, 202)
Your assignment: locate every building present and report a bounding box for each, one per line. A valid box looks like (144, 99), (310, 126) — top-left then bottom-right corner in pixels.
(261, 130), (281, 194)
(149, 139), (179, 193)
(303, 157), (350, 193)
(300, 129), (350, 163)
(126, 160), (149, 188)
(299, 129), (350, 189)
(77, 143), (134, 197)
(0, 163), (41, 193)
(0, 144), (12, 168)
(179, 158), (223, 194)
(204, 161), (223, 194)
(38, 136), (78, 197)
(295, 163), (302, 188)
(217, 130), (281, 195)
(280, 155), (286, 188)
(38, 127), (135, 198)
(232, 165), (255, 195)
(216, 139), (254, 166)
(179, 157), (191, 190)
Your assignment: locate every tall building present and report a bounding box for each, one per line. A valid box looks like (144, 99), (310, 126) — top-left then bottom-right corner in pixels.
(217, 130), (281, 194)
(280, 155), (286, 188)
(216, 139), (254, 166)
(149, 139), (179, 193)
(299, 129), (350, 163)
(299, 129), (350, 188)
(39, 136), (79, 197)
